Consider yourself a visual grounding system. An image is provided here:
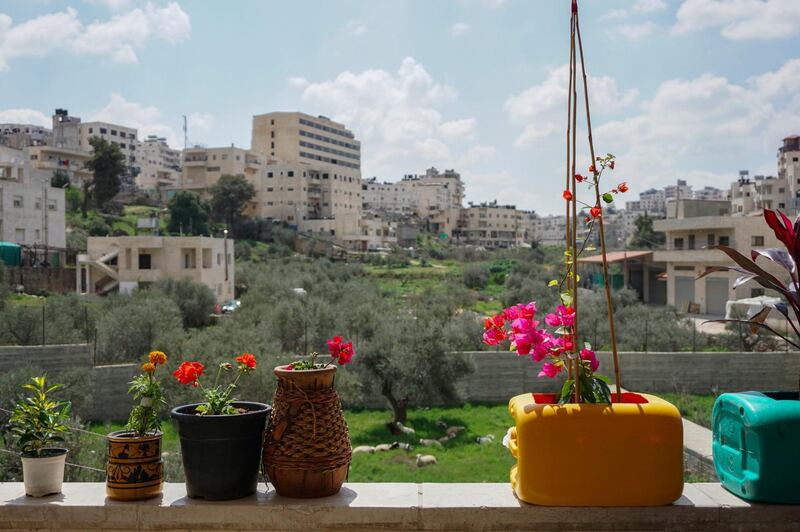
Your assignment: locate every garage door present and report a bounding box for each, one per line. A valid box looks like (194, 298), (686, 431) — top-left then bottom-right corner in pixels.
(675, 276), (695, 312)
(706, 277), (729, 316)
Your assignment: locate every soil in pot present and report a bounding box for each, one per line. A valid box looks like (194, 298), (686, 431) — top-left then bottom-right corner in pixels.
(171, 401), (270, 500)
(22, 448), (67, 497)
(263, 365), (351, 498)
(106, 430), (163, 501)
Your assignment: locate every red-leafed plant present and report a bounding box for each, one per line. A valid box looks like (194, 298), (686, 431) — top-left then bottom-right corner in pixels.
(699, 209), (800, 349)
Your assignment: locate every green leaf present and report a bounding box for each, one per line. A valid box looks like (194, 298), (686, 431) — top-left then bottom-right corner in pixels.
(602, 192), (614, 204)
(595, 374), (612, 384)
(548, 279), (559, 287)
(558, 379), (574, 404)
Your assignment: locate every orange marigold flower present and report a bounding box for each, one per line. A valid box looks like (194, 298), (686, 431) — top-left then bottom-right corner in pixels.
(149, 351), (167, 366)
(236, 353), (257, 369)
(142, 362), (156, 374)
(562, 190), (573, 201)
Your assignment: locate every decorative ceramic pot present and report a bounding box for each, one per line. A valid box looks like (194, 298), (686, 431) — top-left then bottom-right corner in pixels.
(263, 365), (351, 498)
(21, 448), (67, 497)
(507, 392), (683, 506)
(171, 401), (270, 500)
(105, 430), (163, 501)
(713, 391), (800, 503)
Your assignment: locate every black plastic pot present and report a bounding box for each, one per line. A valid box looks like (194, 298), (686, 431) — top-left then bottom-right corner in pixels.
(171, 401), (271, 500)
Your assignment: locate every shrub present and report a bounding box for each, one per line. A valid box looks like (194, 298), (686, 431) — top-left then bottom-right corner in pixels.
(151, 278), (216, 328)
(87, 218), (112, 236)
(463, 264), (489, 289)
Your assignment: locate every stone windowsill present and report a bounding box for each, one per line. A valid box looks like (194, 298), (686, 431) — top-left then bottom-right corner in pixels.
(1, 482), (799, 531)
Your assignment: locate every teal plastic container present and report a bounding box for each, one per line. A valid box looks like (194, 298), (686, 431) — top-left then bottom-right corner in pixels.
(712, 391), (800, 503)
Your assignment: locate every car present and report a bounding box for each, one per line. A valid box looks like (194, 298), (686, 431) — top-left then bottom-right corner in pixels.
(221, 299), (241, 314)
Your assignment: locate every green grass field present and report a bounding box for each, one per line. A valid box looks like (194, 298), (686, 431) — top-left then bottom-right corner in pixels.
(661, 392), (716, 429)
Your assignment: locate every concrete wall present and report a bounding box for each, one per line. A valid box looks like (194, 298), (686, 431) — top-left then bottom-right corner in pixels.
(89, 363), (138, 421)
(0, 343), (91, 372)
(4, 266), (75, 294)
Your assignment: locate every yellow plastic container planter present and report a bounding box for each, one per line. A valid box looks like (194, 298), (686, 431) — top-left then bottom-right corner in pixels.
(508, 392), (683, 506)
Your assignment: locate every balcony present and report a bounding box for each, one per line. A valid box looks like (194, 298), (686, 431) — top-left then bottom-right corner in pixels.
(654, 216), (735, 232)
(653, 249), (728, 263)
(1, 481), (797, 530)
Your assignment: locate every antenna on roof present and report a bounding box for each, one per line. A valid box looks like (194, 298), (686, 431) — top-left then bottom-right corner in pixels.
(182, 115), (187, 150)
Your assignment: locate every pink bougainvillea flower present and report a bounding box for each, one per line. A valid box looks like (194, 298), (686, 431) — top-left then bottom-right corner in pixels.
(545, 305), (576, 328)
(538, 361), (562, 378)
(580, 348), (600, 372)
(483, 328), (506, 346)
(503, 302), (535, 321)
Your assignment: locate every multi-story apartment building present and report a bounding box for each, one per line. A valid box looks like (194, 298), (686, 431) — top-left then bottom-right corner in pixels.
(79, 120), (138, 191)
(778, 135), (800, 210)
(528, 214), (568, 246)
(730, 174), (792, 215)
(0, 145), (66, 264)
(362, 167), (464, 237)
(0, 123), (51, 149)
(77, 235), (234, 302)
(456, 201), (525, 248)
(251, 112), (361, 173)
(174, 145), (263, 200)
(694, 186), (727, 201)
(653, 199), (783, 314)
(137, 136), (181, 193)
(24, 109), (94, 187)
(625, 188), (666, 214)
(251, 112), (368, 248)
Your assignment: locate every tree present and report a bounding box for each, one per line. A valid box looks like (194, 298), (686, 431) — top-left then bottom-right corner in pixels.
(83, 137), (125, 216)
(209, 174), (255, 234)
(50, 170), (70, 188)
(167, 191), (210, 236)
(629, 212), (665, 249)
(152, 278), (216, 328)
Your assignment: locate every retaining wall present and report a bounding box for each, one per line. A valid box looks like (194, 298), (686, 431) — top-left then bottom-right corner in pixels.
(0, 343), (91, 372)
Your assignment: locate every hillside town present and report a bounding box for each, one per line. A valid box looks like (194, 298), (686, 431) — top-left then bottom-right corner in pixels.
(1, 108), (799, 313)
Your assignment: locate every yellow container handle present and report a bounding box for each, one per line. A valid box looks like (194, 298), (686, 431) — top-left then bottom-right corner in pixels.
(507, 427), (518, 458)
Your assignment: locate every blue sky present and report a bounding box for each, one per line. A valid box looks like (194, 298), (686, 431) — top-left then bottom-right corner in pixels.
(1, 0), (799, 215)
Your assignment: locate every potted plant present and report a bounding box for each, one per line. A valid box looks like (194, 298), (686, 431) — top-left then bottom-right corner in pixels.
(9, 376), (71, 497)
(698, 208), (800, 503)
(480, 0), (683, 507)
(170, 353), (270, 500)
(263, 336), (354, 498)
(106, 350), (168, 501)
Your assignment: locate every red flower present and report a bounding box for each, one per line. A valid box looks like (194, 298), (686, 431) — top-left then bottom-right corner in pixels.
(617, 182), (629, 193)
(562, 190), (573, 201)
(337, 341), (355, 365)
(584, 216), (591, 223)
(590, 206), (602, 218)
(575, 174), (585, 182)
(328, 336), (355, 365)
(173, 361), (204, 387)
(588, 164), (596, 173)
(236, 353), (257, 369)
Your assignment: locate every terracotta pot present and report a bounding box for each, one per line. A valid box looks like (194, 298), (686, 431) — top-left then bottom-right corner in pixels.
(21, 448), (67, 497)
(263, 365), (351, 498)
(508, 392), (683, 506)
(105, 430), (163, 501)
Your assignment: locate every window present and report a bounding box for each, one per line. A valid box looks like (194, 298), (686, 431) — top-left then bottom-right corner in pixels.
(267, 172), (273, 178)
(35, 197), (41, 210)
(110, 130), (117, 136)
(688, 234), (695, 250)
(207, 166), (221, 172)
(271, 142), (275, 149)
(288, 171), (294, 177)
(673, 237), (684, 250)
(138, 253), (152, 270)
(707, 234), (715, 247)
(34, 229), (40, 241)
(12, 195), (23, 208)
(719, 236), (730, 246)
(14, 228), (25, 241)
(752, 235), (765, 246)
(217, 253), (222, 266)
(270, 131), (274, 138)
(267, 187), (273, 192)
(100, 128), (107, 134)
(88, 127), (93, 134)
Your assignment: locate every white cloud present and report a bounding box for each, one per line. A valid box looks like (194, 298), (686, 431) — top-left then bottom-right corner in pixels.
(600, 9), (629, 21)
(673, 0), (800, 40)
(343, 20), (366, 37)
(84, 0), (134, 10)
(633, 0), (667, 13)
(594, 58), (800, 192)
(450, 22), (471, 36)
(290, 57), (488, 179)
(0, 2), (190, 71)
(504, 64), (638, 147)
(615, 21), (656, 41)
(0, 108), (50, 127)
(91, 93), (181, 147)
(186, 112), (214, 132)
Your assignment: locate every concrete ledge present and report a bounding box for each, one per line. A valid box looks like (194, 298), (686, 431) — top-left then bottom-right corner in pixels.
(1, 483), (799, 531)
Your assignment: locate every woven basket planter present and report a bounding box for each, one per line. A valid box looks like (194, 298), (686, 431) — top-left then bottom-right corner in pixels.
(263, 365), (351, 498)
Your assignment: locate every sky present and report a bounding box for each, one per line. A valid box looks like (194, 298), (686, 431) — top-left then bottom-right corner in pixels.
(1, 0), (799, 215)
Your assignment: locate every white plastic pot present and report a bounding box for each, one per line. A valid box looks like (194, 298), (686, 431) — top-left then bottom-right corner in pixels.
(21, 449), (67, 497)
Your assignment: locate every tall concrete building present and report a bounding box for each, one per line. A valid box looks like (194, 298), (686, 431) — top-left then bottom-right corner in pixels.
(174, 145), (263, 201)
(79, 120), (139, 192)
(0, 123), (51, 149)
(0, 145), (67, 264)
(137, 136), (182, 193)
(779, 135), (800, 210)
(456, 201), (525, 248)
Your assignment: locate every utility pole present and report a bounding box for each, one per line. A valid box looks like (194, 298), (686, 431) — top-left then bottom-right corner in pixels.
(182, 115), (188, 150)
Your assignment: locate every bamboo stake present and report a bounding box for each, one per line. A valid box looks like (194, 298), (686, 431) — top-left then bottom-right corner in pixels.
(564, 5), (574, 386)
(575, 8), (622, 401)
(570, 12), (581, 403)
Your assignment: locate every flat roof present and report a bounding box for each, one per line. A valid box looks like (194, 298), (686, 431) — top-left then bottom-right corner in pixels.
(578, 250), (653, 264)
